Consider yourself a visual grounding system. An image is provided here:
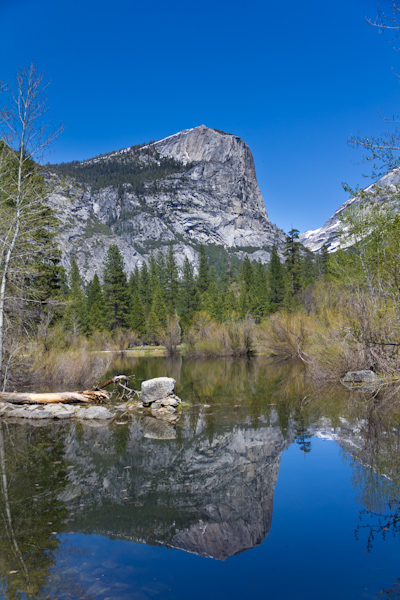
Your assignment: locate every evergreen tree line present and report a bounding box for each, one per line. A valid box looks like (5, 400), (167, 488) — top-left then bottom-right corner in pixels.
(48, 144), (190, 196)
(64, 232), (328, 343)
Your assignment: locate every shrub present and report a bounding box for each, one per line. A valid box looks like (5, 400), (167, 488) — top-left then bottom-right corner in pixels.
(160, 314), (181, 355)
(256, 312), (313, 362)
(185, 312), (255, 357)
(31, 343), (112, 388)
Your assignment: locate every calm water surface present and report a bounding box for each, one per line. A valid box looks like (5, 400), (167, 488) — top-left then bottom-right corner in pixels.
(1, 356), (400, 599)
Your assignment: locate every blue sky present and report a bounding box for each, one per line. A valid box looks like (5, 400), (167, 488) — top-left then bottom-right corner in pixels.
(1, 0), (398, 233)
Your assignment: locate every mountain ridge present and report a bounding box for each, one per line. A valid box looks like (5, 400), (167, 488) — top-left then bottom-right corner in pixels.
(300, 167), (400, 252)
(47, 125), (287, 282)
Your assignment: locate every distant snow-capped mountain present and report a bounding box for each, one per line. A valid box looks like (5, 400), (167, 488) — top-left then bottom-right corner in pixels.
(300, 168), (400, 252)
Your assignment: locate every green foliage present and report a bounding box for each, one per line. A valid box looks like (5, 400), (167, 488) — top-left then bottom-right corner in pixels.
(64, 258), (87, 335)
(148, 253), (160, 302)
(84, 216), (113, 238)
(55, 232), (323, 355)
(152, 283), (167, 328)
(0, 64), (64, 388)
(164, 243), (179, 311)
(300, 249), (319, 288)
(320, 244), (331, 276)
(0, 423), (69, 599)
(285, 228), (302, 295)
(179, 257), (199, 325)
(253, 259), (269, 319)
(331, 196), (400, 299)
(138, 261), (150, 306)
(86, 273), (105, 332)
(196, 243), (243, 279)
(102, 245), (130, 329)
(239, 255), (254, 291)
(130, 288), (146, 334)
(267, 245), (286, 313)
(146, 310), (161, 344)
(197, 245), (210, 293)
(202, 280), (223, 320)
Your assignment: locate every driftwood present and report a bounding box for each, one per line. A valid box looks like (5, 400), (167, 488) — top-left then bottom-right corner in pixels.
(93, 375), (129, 390)
(0, 375), (132, 405)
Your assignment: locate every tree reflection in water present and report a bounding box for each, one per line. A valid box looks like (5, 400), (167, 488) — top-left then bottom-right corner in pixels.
(0, 421), (89, 600)
(338, 389), (400, 557)
(0, 357), (399, 598)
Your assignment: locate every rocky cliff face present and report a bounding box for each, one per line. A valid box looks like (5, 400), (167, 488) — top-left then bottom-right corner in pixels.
(47, 125), (286, 281)
(300, 168), (400, 252)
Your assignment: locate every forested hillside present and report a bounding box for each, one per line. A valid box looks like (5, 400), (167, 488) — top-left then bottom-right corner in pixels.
(63, 234), (323, 350)
(48, 143), (190, 196)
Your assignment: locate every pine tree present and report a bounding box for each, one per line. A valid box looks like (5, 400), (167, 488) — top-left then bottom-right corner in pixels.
(238, 282), (253, 319)
(197, 245), (210, 293)
(128, 266), (140, 296)
(156, 249), (167, 289)
(239, 255), (254, 292)
(300, 250), (317, 288)
(151, 283), (167, 328)
(86, 273), (105, 332)
(102, 245), (129, 330)
(253, 259), (268, 320)
(138, 261), (150, 307)
(202, 280), (222, 320)
(130, 288), (146, 334)
(165, 243), (179, 311)
(65, 259), (87, 335)
(179, 257), (198, 322)
(222, 286), (238, 318)
(320, 244), (331, 276)
(238, 256), (258, 319)
(267, 245), (286, 313)
(148, 253), (160, 304)
(146, 310), (161, 344)
(284, 229), (302, 296)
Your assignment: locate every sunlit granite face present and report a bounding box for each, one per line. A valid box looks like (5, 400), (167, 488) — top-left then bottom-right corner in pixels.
(46, 125), (287, 282)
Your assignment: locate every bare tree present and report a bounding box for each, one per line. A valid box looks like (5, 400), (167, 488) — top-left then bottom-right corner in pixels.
(0, 62), (63, 389)
(348, 2), (400, 177)
(160, 313), (182, 355)
(367, 1), (400, 37)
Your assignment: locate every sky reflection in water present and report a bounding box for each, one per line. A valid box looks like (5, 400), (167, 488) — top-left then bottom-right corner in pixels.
(0, 356), (399, 600)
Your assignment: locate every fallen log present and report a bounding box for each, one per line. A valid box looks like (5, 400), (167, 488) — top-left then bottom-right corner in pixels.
(0, 375), (134, 406)
(0, 390), (111, 405)
(0, 392), (93, 405)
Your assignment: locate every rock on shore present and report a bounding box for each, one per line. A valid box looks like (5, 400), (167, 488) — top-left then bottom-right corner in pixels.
(136, 377), (182, 423)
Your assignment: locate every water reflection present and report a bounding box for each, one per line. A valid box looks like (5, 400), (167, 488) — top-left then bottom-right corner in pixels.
(338, 396), (400, 552)
(0, 357), (400, 598)
(0, 421), (86, 599)
(60, 407), (295, 561)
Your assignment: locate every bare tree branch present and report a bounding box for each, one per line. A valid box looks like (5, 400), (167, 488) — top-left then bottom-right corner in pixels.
(0, 62), (64, 388)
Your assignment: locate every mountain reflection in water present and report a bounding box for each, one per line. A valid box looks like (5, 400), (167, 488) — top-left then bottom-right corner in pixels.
(63, 409), (293, 561)
(0, 356), (400, 600)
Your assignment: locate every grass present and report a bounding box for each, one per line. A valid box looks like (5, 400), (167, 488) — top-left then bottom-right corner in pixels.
(125, 344), (186, 357)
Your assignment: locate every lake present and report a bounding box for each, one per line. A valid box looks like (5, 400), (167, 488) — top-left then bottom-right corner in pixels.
(0, 356), (400, 600)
